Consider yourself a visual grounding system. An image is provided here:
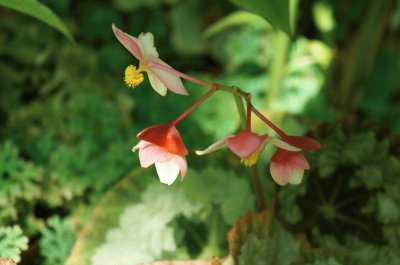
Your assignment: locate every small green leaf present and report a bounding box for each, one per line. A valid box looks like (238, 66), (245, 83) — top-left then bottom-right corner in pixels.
(229, 0), (295, 36)
(0, 226), (28, 263)
(40, 217), (75, 265)
(0, 0), (74, 42)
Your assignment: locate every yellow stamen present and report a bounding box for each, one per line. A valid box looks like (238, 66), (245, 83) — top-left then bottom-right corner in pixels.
(124, 65), (144, 88)
(241, 151), (260, 167)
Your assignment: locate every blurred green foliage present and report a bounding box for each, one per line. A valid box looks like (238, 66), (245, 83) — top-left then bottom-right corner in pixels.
(40, 217), (75, 265)
(0, 0), (400, 264)
(278, 118), (400, 264)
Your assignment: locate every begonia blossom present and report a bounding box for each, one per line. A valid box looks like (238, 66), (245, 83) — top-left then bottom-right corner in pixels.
(112, 24), (188, 96)
(270, 148), (310, 186)
(132, 124), (188, 185)
(196, 131), (300, 166)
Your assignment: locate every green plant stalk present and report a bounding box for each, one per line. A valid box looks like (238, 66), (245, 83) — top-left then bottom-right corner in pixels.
(250, 166), (267, 210)
(234, 95), (246, 130)
(218, 85), (267, 211)
(331, 0), (392, 110)
(268, 30), (290, 105)
(198, 206), (222, 258)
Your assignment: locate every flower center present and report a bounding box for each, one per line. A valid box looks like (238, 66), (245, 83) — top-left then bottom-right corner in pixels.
(124, 65), (144, 88)
(240, 150), (260, 167)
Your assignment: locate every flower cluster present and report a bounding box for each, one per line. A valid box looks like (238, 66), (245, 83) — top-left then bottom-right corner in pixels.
(113, 24), (320, 186)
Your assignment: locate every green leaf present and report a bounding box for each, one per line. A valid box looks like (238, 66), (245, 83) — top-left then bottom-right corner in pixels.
(203, 11), (271, 38)
(0, 141), (43, 223)
(40, 217), (75, 265)
(229, 0), (295, 36)
(67, 166), (256, 265)
(170, 0), (205, 54)
(0, 226), (28, 263)
(65, 168), (149, 265)
(238, 220), (299, 265)
(277, 118), (400, 264)
(0, 0), (74, 42)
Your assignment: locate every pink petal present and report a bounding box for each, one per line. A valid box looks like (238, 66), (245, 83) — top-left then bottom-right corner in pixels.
(195, 138), (230, 155)
(265, 137), (301, 152)
(270, 162), (290, 186)
(132, 140), (150, 152)
(288, 153), (310, 170)
(172, 154), (188, 180)
(155, 159), (180, 185)
(148, 57), (188, 95)
(112, 24), (143, 61)
(139, 144), (170, 168)
(225, 131), (265, 158)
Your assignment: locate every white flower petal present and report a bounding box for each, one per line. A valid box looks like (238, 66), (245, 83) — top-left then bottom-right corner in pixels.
(138, 32), (159, 60)
(155, 159), (180, 185)
(138, 144), (170, 168)
(266, 137), (301, 152)
(171, 154), (188, 180)
(148, 57), (188, 95)
(270, 162), (289, 186)
(288, 169), (304, 185)
(132, 140), (150, 152)
(195, 139), (227, 155)
(147, 70), (168, 96)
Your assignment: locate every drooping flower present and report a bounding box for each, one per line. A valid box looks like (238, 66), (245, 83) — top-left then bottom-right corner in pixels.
(112, 24), (188, 96)
(132, 124), (188, 185)
(196, 130), (300, 167)
(270, 148), (310, 186)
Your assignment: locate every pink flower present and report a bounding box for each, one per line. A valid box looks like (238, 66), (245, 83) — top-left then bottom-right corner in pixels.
(132, 124), (188, 185)
(270, 148), (310, 186)
(196, 131), (300, 166)
(112, 24), (188, 96)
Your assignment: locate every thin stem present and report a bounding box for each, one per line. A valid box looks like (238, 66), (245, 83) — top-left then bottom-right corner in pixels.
(246, 102), (252, 131)
(216, 85), (252, 102)
(251, 106), (287, 137)
(234, 96), (246, 130)
(250, 166), (266, 211)
(216, 85), (286, 136)
(172, 84), (217, 125)
(148, 61), (214, 87)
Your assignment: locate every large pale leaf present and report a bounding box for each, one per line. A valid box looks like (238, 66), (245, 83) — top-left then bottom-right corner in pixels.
(0, 0), (73, 42)
(65, 168), (149, 265)
(229, 0), (295, 36)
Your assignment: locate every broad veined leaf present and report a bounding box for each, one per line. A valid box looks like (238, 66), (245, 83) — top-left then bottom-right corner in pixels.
(227, 207), (299, 265)
(65, 168), (150, 265)
(0, 0), (73, 42)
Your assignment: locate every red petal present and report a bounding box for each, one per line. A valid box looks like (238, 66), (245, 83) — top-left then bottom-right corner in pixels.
(281, 135), (321, 151)
(137, 124), (188, 155)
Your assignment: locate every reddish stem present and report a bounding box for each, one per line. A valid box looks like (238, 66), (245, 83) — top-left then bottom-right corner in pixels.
(246, 102), (252, 131)
(148, 61), (214, 88)
(172, 84), (217, 125)
(251, 106), (287, 137)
